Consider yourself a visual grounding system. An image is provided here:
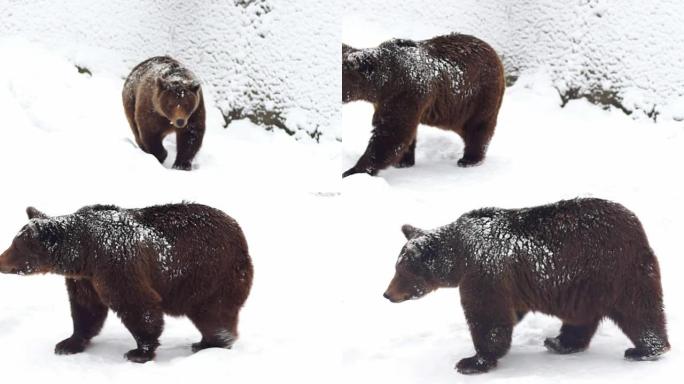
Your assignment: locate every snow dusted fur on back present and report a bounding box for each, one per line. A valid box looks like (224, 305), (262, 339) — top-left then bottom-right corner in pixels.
(0, 203), (253, 363)
(123, 56), (206, 170)
(385, 198), (669, 374)
(342, 33), (505, 177)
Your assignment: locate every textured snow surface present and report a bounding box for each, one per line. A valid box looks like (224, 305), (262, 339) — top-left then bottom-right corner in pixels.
(344, 0), (684, 120)
(342, 67), (683, 382)
(0, 0), (339, 139)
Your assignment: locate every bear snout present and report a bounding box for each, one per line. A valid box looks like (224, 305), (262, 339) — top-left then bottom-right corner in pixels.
(174, 118), (187, 128)
(383, 291), (410, 303)
(0, 250), (16, 274)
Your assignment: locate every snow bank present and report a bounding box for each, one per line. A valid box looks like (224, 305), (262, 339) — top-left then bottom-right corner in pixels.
(0, 0), (340, 140)
(344, 0), (684, 120)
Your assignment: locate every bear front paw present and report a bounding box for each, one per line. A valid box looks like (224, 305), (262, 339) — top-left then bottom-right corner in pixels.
(343, 166), (377, 178)
(124, 348), (155, 363)
(544, 337), (587, 354)
(455, 355), (496, 374)
(55, 336), (88, 355)
(172, 162), (192, 171)
(457, 156), (483, 167)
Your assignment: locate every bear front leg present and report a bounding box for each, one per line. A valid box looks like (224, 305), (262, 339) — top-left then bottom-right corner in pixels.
(544, 319), (600, 354)
(396, 138), (416, 168)
(117, 306), (164, 363)
(343, 101), (421, 177)
(55, 278), (108, 355)
(458, 285), (514, 374)
(139, 130), (168, 164)
(105, 280), (164, 363)
(459, 118), (496, 167)
(173, 122), (205, 171)
(457, 321), (513, 374)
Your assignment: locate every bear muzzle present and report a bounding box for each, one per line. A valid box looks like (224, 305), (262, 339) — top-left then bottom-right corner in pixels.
(173, 118), (187, 128)
(0, 249), (16, 274)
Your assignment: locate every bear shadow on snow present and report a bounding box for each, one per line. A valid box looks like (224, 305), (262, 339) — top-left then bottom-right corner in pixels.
(384, 198), (670, 374)
(0, 203), (253, 363)
(342, 33), (505, 178)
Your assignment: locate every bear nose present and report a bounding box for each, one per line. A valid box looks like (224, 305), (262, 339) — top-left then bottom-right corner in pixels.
(383, 292), (391, 300)
(175, 119), (186, 127)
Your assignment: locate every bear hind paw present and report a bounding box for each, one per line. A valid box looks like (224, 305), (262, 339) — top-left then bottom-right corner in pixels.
(455, 355), (496, 374)
(624, 345), (670, 361)
(124, 348), (155, 363)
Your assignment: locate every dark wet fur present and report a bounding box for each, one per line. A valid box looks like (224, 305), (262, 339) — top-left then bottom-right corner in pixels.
(0, 203), (253, 363)
(342, 33), (505, 177)
(123, 56), (206, 170)
(386, 198), (669, 374)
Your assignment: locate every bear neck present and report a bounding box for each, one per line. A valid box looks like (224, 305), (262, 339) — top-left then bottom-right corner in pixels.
(426, 224), (466, 288)
(47, 217), (90, 277)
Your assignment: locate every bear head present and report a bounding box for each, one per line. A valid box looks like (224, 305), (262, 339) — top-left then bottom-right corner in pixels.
(0, 207), (63, 275)
(154, 76), (202, 129)
(384, 224), (464, 303)
(342, 44), (380, 103)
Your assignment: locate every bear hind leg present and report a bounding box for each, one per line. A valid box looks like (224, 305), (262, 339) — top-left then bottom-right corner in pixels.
(458, 118), (495, 167)
(189, 305), (240, 352)
(544, 319), (600, 354)
(610, 308), (670, 361)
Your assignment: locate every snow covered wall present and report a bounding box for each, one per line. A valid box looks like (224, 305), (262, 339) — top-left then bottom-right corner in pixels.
(344, 0), (684, 121)
(0, 0), (340, 140)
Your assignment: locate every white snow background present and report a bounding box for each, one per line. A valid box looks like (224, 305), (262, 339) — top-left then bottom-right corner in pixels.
(0, 37), (342, 383)
(0, 0), (341, 140)
(0, 1), (682, 383)
(340, 10), (684, 384)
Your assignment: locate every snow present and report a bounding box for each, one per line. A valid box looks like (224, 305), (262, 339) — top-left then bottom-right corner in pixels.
(341, 29), (683, 382)
(344, 0), (684, 120)
(0, 38), (340, 382)
(0, 0), (339, 140)
(0, 4), (682, 384)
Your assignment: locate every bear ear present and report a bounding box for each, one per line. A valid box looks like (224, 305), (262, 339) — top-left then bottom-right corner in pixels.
(401, 224), (426, 240)
(188, 80), (201, 92)
(26, 206), (49, 220)
(156, 77), (168, 90)
(344, 51), (375, 76)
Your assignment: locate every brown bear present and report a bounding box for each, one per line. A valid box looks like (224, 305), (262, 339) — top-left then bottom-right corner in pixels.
(342, 34), (505, 177)
(123, 56), (206, 170)
(0, 203), (253, 363)
(384, 198), (669, 374)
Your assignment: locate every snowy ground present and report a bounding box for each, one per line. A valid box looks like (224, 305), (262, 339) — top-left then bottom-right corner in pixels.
(0, 38), (343, 383)
(1, 32), (683, 384)
(341, 71), (684, 382)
